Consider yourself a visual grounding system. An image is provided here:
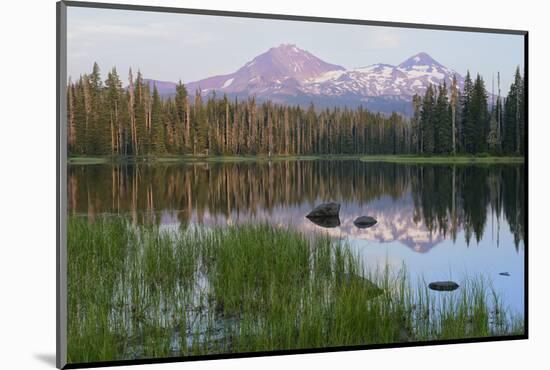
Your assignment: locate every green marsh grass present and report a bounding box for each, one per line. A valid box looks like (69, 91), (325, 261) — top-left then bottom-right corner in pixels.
(359, 155), (524, 164)
(67, 154), (524, 165)
(67, 217), (524, 364)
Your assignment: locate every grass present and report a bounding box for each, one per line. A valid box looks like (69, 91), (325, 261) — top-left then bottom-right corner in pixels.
(67, 217), (524, 364)
(68, 156), (111, 164)
(68, 154), (524, 165)
(359, 155), (524, 164)
(68, 154), (329, 165)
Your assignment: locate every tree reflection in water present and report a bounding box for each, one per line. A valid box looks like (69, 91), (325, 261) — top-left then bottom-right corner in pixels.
(68, 160), (524, 251)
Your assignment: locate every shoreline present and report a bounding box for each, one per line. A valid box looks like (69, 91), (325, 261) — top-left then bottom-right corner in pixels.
(67, 154), (525, 165)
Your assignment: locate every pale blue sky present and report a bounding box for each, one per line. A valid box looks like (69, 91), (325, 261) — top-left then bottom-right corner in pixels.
(67, 6), (524, 90)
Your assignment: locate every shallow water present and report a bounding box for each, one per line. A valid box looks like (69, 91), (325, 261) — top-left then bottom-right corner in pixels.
(68, 160), (525, 315)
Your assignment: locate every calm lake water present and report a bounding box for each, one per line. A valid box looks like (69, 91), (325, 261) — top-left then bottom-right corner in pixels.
(68, 160), (525, 314)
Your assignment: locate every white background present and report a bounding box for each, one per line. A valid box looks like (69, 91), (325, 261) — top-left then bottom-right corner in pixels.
(0, 0), (547, 369)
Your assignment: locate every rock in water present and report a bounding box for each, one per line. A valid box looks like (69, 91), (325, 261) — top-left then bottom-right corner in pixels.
(428, 281), (460, 292)
(306, 215), (341, 228)
(353, 216), (377, 228)
(306, 202), (341, 218)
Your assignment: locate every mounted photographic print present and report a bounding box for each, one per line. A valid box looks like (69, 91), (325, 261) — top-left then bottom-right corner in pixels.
(56, 1), (528, 368)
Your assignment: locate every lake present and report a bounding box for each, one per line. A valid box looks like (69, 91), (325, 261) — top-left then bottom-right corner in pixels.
(68, 159), (525, 315)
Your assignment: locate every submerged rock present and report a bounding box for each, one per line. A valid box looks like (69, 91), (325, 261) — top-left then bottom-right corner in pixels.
(428, 281), (460, 292)
(499, 272), (511, 277)
(353, 216), (377, 228)
(306, 202), (341, 218)
(306, 215), (341, 228)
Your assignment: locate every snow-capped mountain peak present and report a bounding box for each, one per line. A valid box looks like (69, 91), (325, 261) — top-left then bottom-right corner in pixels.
(241, 43), (345, 80)
(303, 52), (463, 99)
(154, 47), (464, 115)
(398, 52), (445, 69)
(185, 43), (344, 97)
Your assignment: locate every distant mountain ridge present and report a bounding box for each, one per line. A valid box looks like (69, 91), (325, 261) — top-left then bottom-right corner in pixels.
(145, 44), (465, 115)
(303, 51), (464, 98)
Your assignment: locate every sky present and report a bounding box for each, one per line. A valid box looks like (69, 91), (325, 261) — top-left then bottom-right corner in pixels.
(67, 6), (525, 90)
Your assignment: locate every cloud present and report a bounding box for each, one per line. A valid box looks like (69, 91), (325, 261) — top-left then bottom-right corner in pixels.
(365, 28), (404, 49)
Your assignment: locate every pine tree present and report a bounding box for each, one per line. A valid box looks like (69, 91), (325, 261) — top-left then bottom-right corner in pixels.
(284, 106), (290, 154)
(67, 78), (76, 153)
(494, 72), (503, 153)
(105, 67), (123, 155)
(470, 74), (489, 153)
(88, 62), (107, 154)
(142, 81), (153, 155)
(175, 80), (188, 153)
(503, 68), (524, 154)
(434, 82), (452, 153)
(420, 84), (435, 154)
(193, 91), (208, 155)
(151, 84), (166, 154)
(460, 72), (474, 153)
(134, 70), (147, 155)
(72, 77), (88, 155)
(223, 95), (230, 154)
(267, 102), (274, 156)
(127, 68), (137, 155)
(89, 62), (102, 95)
(450, 75), (459, 155)
(487, 107), (500, 153)
(411, 94), (422, 154)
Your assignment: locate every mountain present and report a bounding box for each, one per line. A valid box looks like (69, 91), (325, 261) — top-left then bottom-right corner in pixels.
(185, 44), (345, 99)
(302, 52), (464, 101)
(396, 52), (464, 93)
(146, 45), (465, 115)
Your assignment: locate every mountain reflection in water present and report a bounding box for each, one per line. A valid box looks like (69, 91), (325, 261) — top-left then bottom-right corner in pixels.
(68, 160), (524, 253)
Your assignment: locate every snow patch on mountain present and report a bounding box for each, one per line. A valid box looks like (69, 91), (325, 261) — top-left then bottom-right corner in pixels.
(222, 78), (234, 88)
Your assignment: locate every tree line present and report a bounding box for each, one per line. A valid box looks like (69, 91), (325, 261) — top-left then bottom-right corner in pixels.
(67, 63), (525, 157)
(411, 68), (525, 155)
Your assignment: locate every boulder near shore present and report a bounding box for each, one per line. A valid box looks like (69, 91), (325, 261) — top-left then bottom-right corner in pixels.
(306, 202), (341, 218)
